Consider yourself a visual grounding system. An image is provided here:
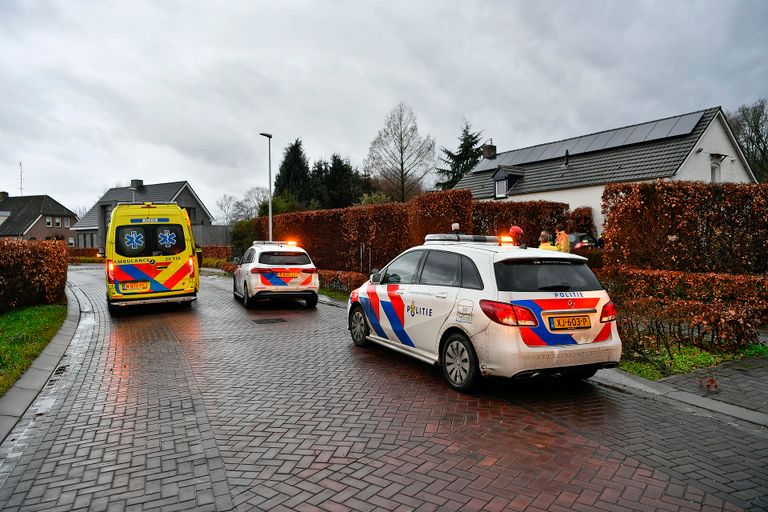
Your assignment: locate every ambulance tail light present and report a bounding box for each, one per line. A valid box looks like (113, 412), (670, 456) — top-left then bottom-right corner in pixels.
(479, 300), (538, 327)
(107, 260), (115, 284)
(188, 256), (195, 278)
(600, 301), (617, 323)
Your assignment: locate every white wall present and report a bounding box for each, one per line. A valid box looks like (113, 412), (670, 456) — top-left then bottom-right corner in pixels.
(500, 184), (608, 234)
(674, 112), (755, 184)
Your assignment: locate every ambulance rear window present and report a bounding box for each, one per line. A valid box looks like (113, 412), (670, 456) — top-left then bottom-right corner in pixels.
(115, 224), (186, 258)
(494, 259), (602, 292)
(259, 252), (311, 265)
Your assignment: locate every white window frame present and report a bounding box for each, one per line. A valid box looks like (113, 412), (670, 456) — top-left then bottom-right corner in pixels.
(64, 218), (70, 228)
(55, 217), (61, 227)
(45, 216), (52, 227)
(495, 179), (507, 199)
(68, 237), (75, 247)
(711, 161), (721, 183)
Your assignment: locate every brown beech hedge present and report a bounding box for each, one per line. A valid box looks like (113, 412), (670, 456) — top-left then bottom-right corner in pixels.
(0, 240), (68, 313)
(602, 180), (768, 274)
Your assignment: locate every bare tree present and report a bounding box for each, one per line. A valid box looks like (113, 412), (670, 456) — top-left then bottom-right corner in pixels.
(726, 98), (768, 182)
(74, 205), (91, 220)
(364, 102), (435, 202)
(215, 194), (237, 225)
(232, 187), (269, 221)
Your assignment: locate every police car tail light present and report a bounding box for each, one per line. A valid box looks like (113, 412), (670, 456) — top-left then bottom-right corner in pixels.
(479, 300), (538, 327)
(188, 256), (195, 278)
(600, 301), (617, 323)
(107, 260), (115, 284)
(303, 267), (317, 274)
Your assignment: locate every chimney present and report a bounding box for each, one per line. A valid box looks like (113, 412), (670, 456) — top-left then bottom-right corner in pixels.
(0, 191), (8, 201)
(482, 143), (497, 160)
(130, 179), (144, 191)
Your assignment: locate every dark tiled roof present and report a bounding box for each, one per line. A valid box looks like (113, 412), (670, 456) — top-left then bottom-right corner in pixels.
(0, 195), (76, 236)
(454, 107), (720, 199)
(74, 181), (188, 229)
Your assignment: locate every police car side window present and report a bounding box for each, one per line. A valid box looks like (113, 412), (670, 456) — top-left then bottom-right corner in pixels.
(382, 250), (424, 285)
(460, 256), (484, 290)
(243, 249), (255, 264)
(420, 251), (460, 287)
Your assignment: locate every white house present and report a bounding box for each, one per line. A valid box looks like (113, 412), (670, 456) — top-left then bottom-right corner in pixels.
(454, 107), (756, 232)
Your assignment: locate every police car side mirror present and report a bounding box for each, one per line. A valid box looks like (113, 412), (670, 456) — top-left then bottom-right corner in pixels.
(370, 271), (381, 284)
(233, 257), (241, 265)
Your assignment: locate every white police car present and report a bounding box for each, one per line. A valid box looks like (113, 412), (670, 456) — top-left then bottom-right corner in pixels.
(233, 241), (319, 308)
(347, 233), (621, 391)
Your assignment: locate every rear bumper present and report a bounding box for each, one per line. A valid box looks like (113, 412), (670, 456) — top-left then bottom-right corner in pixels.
(108, 293), (197, 307)
(253, 290), (318, 300)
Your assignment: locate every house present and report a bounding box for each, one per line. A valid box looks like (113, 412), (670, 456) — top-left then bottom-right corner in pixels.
(0, 192), (79, 245)
(454, 106), (756, 232)
(73, 179), (215, 250)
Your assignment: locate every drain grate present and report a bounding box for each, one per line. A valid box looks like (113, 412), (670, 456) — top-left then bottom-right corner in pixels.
(251, 318), (287, 325)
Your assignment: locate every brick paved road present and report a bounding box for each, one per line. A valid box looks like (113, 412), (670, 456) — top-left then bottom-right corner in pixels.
(0, 265), (765, 511)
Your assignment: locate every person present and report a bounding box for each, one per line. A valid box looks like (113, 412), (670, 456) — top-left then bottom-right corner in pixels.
(508, 225), (524, 247)
(538, 231), (557, 251)
(555, 223), (571, 253)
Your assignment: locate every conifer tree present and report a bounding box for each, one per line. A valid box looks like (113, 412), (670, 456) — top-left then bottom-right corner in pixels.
(436, 121), (483, 190)
(274, 139), (311, 203)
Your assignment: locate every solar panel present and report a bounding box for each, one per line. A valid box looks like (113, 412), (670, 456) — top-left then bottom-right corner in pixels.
(646, 117), (678, 141)
(667, 112), (703, 137)
(604, 126), (636, 149)
(538, 140), (565, 161)
(524, 145), (549, 164)
(624, 122), (655, 145)
(586, 130), (615, 152)
(569, 134), (598, 154)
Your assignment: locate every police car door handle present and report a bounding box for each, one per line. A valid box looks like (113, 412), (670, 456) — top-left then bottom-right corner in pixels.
(394, 290), (405, 295)
(434, 292), (448, 299)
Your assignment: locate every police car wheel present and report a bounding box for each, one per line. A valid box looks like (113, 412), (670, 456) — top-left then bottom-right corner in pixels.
(441, 333), (479, 391)
(349, 306), (370, 347)
(563, 368), (598, 381)
(242, 283), (253, 309)
(306, 294), (318, 309)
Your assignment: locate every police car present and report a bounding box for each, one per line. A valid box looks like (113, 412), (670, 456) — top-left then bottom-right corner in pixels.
(347, 233), (621, 391)
(233, 241), (319, 308)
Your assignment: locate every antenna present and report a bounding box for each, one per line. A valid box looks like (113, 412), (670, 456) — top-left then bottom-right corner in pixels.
(19, 161), (23, 196)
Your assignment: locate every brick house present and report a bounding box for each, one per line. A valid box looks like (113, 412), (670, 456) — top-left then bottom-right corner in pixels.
(0, 191), (79, 245)
(454, 106), (757, 232)
(73, 179), (215, 250)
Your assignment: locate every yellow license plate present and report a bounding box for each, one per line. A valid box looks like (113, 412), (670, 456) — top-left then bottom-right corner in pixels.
(277, 272), (298, 278)
(549, 315), (591, 330)
(123, 281), (149, 292)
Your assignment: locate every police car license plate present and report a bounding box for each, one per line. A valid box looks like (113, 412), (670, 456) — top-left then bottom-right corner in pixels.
(549, 315), (591, 330)
(277, 272), (298, 278)
(123, 281), (149, 292)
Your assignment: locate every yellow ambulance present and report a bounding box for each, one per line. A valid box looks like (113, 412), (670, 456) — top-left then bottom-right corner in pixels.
(105, 202), (200, 311)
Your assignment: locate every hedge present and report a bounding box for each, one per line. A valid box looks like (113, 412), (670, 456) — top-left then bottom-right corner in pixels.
(200, 245), (232, 260)
(0, 240), (68, 313)
(471, 200), (569, 247)
(602, 180), (768, 274)
(68, 247), (99, 258)
(318, 270), (368, 294)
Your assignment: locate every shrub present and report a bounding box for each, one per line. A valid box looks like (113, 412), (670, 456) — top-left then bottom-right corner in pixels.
(68, 247), (99, 258)
(0, 240), (68, 313)
(318, 270), (368, 294)
(567, 206), (596, 234)
(472, 200), (569, 247)
(200, 246), (232, 260)
(406, 189), (473, 246)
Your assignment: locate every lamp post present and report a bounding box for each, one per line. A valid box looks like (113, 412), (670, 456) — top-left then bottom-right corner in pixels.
(259, 132), (273, 241)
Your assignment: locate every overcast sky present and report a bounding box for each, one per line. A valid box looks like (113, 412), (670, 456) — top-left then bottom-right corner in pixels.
(1, 0), (766, 220)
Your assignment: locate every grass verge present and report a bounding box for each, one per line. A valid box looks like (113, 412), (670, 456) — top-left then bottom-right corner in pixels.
(319, 288), (349, 302)
(0, 305), (67, 395)
(619, 343), (768, 381)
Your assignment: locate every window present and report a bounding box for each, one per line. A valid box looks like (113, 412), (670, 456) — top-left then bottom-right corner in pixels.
(494, 259), (602, 292)
(419, 251), (460, 287)
(711, 161), (721, 183)
(382, 250), (424, 285)
(64, 218), (70, 228)
(46, 217), (52, 227)
(115, 224), (186, 258)
(55, 217), (61, 227)
(461, 256), (484, 290)
(68, 237), (75, 247)
(495, 179), (507, 198)
(259, 251), (311, 265)
(242, 249), (255, 263)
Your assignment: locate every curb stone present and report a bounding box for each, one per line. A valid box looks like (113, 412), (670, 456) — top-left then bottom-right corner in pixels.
(0, 284), (81, 443)
(591, 367), (768, 428)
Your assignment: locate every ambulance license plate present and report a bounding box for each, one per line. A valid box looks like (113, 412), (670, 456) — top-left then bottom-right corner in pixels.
(123, 281), (149, 292)
(277, 272), (298, 278)
(549, 315), (591, 330)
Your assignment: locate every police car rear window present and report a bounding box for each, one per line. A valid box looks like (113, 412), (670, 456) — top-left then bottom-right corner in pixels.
(494, 259), (602, 292)
(115, 224), (186, 258)
(259, 252), (311, 265)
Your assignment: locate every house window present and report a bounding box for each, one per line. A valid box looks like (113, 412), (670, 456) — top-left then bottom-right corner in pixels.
(711, 161), (721, 183)
(495, 179), (507, 199)
(68, 237), (75, 247)
(46, 216), (52, 227)
(55, 217), (61, 227)
(64, 218), (70, 228)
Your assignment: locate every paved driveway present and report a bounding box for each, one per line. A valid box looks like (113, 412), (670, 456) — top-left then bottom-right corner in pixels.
(0, 265), (766, 511)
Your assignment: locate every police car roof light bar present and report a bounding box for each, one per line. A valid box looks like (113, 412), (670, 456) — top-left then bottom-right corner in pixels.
(252, 240), (298, 247)
(424, 234), (500, 245)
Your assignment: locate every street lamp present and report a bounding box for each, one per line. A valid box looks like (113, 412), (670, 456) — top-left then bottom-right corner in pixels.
(259, 132), (273, 241)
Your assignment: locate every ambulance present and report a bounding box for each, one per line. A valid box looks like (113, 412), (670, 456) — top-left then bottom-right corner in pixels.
(347, 233), (621, 391)
(105, 203), (200, 311)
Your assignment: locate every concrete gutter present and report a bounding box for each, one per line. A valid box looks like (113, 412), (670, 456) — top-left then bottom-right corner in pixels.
(0, 285), (81, 443)
(592, 368), (768, 428)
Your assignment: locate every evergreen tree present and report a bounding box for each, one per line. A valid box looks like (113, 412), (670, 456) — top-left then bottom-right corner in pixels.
(436, 121), (483, 190)
(274, 139), (311, 203)
(326, 154), (358, 209)
(308, 160), (330, 209)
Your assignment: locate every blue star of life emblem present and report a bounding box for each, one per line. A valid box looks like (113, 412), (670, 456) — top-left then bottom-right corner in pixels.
(158, 229), (177, 248)
(124, 230), (145, 250)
